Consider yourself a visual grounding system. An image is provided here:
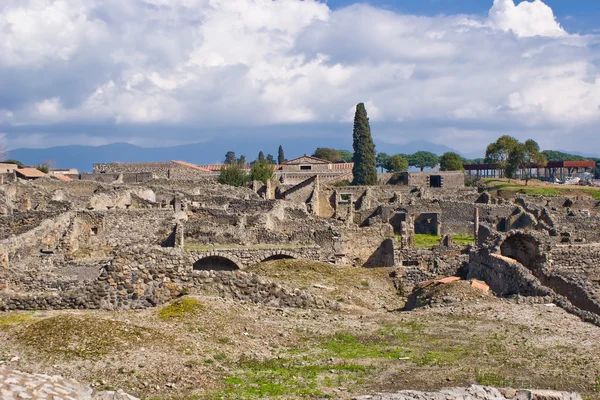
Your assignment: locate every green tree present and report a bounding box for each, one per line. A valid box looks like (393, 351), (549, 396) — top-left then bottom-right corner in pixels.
(541, 150), (586, 162)
(257, 151), (265, 163)
(385, 154), (409, 172)
(313, 148), (341, 162)
(376, 153), (390, 173)
(224, 151), (237, 165)
(278, 145), (285, 164)
(352, 103), (377, 185)
(4, 159), (23, 166)
(515, 139), (547, 184)
(439, 152), (464, 171)
(237, 155), (246, 166)
(408, 151), (439, 171)
(266, 154), (275, 164)
(485, 135), (521, 178)
(218, 163), (249, 187)
(337, 150), (353, 162)
(250, 160), (275, 184)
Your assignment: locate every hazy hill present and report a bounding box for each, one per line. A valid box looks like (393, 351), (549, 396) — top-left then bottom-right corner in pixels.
(8, 139), (464, 172)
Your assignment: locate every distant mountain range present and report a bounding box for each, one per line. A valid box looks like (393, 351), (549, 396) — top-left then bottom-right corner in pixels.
(9, 137), (594, 173)
(7, 138), (468, 173)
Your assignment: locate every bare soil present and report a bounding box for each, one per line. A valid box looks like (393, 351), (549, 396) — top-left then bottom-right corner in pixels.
(1, 260), (599, 400)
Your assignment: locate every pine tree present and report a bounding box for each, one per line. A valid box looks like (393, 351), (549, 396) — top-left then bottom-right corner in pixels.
(352, 103), (377, 185)
(278, 145), (285, 164)
(238, 155), (246, 166)
(224, 151), (236, 165)
(266, 154), (274, 164)
(257, 151), (265, 162)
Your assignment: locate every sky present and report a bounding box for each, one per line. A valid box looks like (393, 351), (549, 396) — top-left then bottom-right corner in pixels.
(0, 0), (600, 155)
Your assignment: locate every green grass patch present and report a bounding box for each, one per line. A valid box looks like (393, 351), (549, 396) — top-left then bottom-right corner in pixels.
(18, 316), (154, 360)
(476, 371), (511, 387)
(324, 332), (407, 359)
(413, 347), (469, 367)
(0, 312), (35, 329)
(414, 234), (441, 248)
(158, 297), (205, 320)
(212, 358), (368, 399)
(453, 235), (474, 247)
(481, 179), (600, 200)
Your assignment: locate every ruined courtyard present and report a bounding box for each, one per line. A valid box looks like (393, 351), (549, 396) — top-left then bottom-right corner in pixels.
(0, 165), (600, 399)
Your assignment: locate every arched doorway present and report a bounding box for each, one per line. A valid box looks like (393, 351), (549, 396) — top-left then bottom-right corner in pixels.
(193, 256), (240, 271)
(261, 254), (295, 263)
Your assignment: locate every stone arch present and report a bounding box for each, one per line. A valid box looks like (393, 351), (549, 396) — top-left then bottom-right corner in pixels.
(260, 251), (298, 263)
(499, 232), (545, 270)
(193, 253), (242, 271)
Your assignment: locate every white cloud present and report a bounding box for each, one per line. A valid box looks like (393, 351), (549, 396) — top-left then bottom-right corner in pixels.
(0, 0), (599, 152)
(486, 0), (566, 37)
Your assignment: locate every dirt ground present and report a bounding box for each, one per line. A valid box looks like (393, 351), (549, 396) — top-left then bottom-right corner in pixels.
(1, 260), (599, 400)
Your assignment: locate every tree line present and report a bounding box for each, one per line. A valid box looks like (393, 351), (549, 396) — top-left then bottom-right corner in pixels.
(218, 103), (600, 187)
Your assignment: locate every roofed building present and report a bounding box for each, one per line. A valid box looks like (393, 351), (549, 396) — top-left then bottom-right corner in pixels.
(15, 168), (46, 180)
(277, 155), (354, 185)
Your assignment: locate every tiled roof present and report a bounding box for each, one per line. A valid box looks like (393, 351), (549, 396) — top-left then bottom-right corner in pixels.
(15, 168), (46, 178)
(54, 175), (73, 182)
(171, 160), (212, 172)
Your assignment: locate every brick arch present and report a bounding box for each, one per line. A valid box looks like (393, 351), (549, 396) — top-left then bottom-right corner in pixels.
(260, 250), (299, 263)
(193, 252), (243, 271)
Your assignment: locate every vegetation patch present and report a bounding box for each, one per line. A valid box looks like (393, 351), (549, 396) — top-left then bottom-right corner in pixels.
(18, 315), (154, 360)
(324, 332), (407, 359)
(210, 357), (368, 399)
(476, 371), (512, 387)
(158, 297), (205, 320)
(414, 234), (441, 248)
(453, 235), (474, 247)
(0, 312), (35, 329)
(481, 179), (600, 200)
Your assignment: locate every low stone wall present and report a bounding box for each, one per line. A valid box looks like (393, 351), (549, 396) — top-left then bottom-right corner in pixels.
(189, 246), (322, 269)
(0, 246), (340, 312)
(550, 244), (600, 280)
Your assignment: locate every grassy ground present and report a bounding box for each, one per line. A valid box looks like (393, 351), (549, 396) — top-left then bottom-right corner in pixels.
(413, 235), (474, 248)
(1, 260), (599, 399)
(480, 178), (600, 200)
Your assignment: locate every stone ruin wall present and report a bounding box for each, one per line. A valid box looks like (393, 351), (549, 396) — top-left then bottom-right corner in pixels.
(0, 246), (340, 312)
(468, 230), (600, 326)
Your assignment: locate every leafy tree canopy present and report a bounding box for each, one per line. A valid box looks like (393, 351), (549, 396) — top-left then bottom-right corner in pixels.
(313, 148), (342, 163)
(4, 159), (23, 166)
(408, 151), (439, 171)
(224, 151), (236, 165)
(250, 160), (275, 184)
(385, 154), (409, 172)
(541, 150), (587, 162)
(337, 150), (353, 163)
(439, 152), (464, 171)
(218, 163), (249, 187)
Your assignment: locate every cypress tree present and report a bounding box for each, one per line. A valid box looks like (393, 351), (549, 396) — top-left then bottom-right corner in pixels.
(352, 103), (377, 185)
(257, 151), (265, 162)
(278, 145), (285, 164)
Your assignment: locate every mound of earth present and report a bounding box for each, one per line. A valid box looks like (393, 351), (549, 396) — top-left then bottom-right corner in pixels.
(405, 279), (495, 311)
